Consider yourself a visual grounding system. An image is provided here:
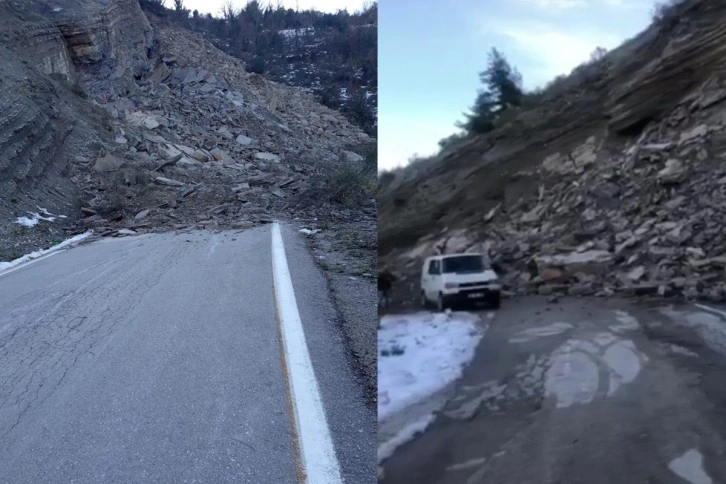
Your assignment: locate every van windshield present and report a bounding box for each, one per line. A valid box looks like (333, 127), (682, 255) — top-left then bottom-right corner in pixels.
(442, 255), (486, 274)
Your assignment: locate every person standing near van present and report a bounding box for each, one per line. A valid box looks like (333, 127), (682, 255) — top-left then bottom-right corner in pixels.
(378, 270), (397, 311)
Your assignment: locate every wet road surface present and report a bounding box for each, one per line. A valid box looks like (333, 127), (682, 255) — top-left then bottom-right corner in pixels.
(381, 296), (726, 484)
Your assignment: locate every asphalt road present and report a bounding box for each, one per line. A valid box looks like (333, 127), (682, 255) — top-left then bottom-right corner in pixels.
(382, 296), (726, 484)
(0, 224), (375, 483)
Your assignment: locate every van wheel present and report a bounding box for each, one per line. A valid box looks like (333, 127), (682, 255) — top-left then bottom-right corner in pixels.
(490, 292), (501, 309)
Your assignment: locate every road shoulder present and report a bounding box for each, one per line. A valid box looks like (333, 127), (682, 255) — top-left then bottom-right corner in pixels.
(280, 223), (377, 483)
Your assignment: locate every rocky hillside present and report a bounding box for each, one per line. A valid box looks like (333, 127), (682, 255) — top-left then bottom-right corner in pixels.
(0, 0), (374, 262)
(142, 1), (377, 136)
(379, 0), (726, 304)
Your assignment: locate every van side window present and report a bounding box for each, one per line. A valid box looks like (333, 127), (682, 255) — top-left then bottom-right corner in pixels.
(428, 260), (440, 275)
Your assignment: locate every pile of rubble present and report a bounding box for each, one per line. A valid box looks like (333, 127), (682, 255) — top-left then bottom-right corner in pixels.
(402, 86), (726, 302)
(380, 0), (726, 304)
(0, 1), (373, 257)
(67, 16), (372, 239)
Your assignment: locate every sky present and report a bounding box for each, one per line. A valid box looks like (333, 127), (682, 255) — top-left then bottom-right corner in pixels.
(379, 0), (662, 171)
(182, 0), (369, 16)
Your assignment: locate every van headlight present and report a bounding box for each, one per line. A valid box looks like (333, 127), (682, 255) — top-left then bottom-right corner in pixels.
(444, 282), (458, 289)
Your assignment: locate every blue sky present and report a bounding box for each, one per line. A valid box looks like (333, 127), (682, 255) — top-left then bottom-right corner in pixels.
(379, 0), (659, 171)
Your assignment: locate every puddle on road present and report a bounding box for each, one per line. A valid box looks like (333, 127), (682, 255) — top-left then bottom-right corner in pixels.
(545, 333), (647, 408)
(611, 310), (641, 333)
(448, 310), (649, 418)
(669, 449), (713, 484)
(603, 339), (645, 396)
(545, 345), (600, 408)
(509, 322), (573, 344)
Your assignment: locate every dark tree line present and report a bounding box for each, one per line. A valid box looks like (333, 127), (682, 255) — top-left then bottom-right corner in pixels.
(139, 0), (377, 135)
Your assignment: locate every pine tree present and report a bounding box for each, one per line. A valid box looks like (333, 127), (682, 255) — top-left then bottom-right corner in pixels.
(459, 48), (523, 134)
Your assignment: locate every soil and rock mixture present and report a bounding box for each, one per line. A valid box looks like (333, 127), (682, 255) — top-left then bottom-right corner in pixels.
(0, 0), (376, 397)
(379, 0), (726, 308)
(299, 207), (377, 404)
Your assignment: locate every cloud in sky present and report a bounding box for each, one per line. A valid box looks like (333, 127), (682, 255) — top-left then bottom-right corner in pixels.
(479, 0), (652, 88)
(493, 23), (622, 88)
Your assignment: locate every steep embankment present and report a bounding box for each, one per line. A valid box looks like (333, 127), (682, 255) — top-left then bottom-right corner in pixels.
(379, 0), (726, 303)
(0, 0), (372, 261)
(0, 0), (152, 259)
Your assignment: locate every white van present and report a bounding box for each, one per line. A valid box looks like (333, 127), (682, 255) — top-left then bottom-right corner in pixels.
(420, 253), (501, 311)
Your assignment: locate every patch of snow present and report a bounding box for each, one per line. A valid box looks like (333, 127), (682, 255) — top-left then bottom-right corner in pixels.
(378, 312), (484, 459)
(377, 414), (435, 463)
(446, 456), (488, 472)
(545, 343), (600, 408)
(662, 306), (726, 355)
(610, 310), (640, 333)
(545, 333), (647, 408)
(339, 87), (349, 101)
(15, 216), (39, 227)
(0, 231), (93, 271)
(279, 27), (315, 38)
(299, 228), (321, 236)
(670, 344), (699, 357)
(669, 449), (712, 484)
(15, 207), (66, 227)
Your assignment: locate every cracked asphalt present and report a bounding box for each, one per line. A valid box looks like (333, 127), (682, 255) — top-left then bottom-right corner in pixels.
(0, 225), (375, 483)
(381, 296), (726, 484)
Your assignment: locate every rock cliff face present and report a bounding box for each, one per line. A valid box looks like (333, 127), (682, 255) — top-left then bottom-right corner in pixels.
(0, 0), (153, 256)
(0, 1), (372, 261)
(379, 0), (726, 305)
(605, 0), (726, 134)
(0, 0), (152, 81)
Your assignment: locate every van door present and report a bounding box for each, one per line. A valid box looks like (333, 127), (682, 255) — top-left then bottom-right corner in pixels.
(423, 259), (441, 300)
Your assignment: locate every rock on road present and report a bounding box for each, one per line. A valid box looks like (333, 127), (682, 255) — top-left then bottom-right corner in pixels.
(381, 296), (726, 484)
(0, 224), (375, 483)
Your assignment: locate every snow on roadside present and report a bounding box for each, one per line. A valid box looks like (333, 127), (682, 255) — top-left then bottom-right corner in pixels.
(378, 311), (484, 461)
(0, 231), (93, 272)
(378, 413), (435, 464)
(15, 207), (67, 227)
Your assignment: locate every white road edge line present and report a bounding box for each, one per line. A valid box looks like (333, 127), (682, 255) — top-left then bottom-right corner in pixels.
(0, 251), (62, 278)
(271, 222), (343, 484)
